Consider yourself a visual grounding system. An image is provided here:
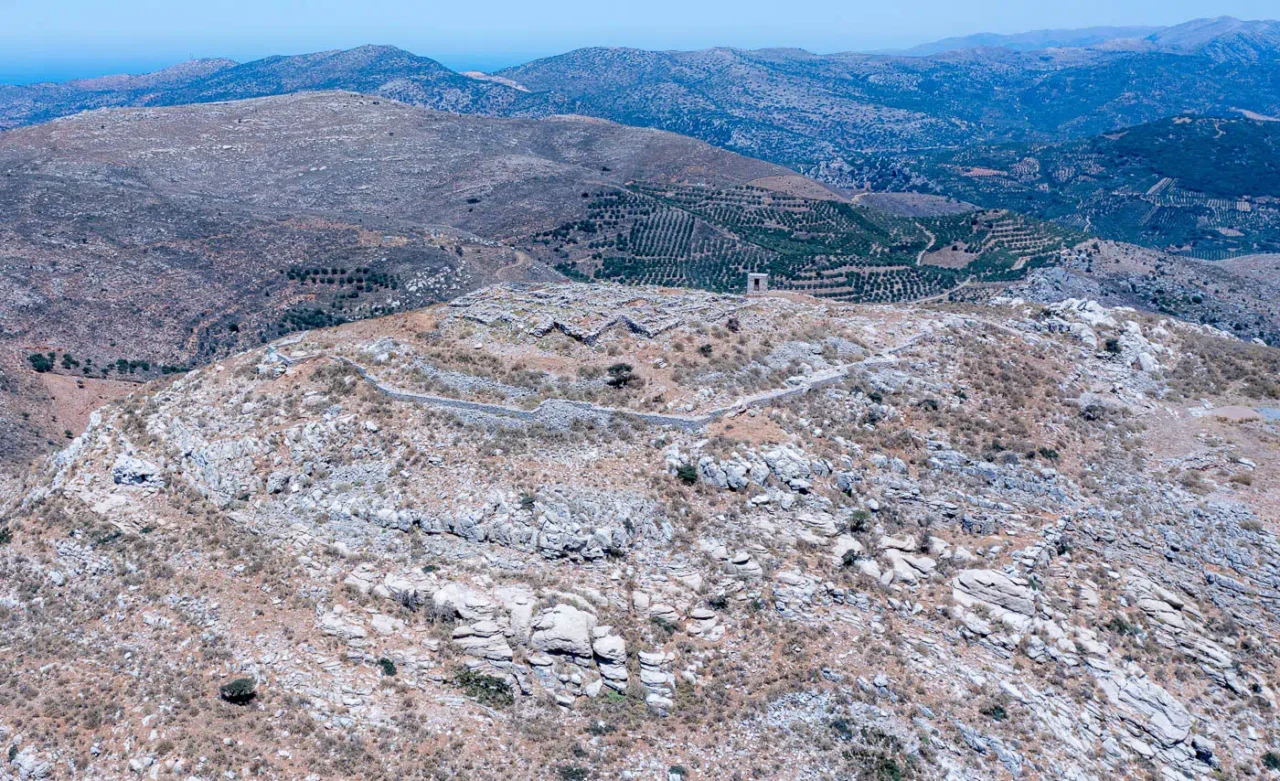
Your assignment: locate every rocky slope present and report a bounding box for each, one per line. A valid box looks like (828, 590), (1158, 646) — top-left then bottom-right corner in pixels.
(0, 91), (797, 468)
(1008, 241), (1280, 346)
(2, 283), (1278, 779)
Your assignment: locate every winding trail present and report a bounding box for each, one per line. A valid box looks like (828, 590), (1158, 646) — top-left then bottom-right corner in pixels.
(272, 333), (928, 432)
(914, 224), (937, 266)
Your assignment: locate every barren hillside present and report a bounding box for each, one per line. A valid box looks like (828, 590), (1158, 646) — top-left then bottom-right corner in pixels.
(2, 283), (1278, 778)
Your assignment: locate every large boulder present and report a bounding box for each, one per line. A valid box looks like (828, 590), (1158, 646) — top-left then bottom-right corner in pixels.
(592, 631), (629, 688)
(452, 620), (514, 661)
(432, 583), (497, 622)
(111, 454), (164, 487)
(763, 446), (811, 486)
(531, 604), (597, 657)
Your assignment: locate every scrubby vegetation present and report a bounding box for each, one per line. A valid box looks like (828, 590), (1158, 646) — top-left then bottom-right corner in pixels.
(218, 677), (257, 705)
(452, 668), (514, 708)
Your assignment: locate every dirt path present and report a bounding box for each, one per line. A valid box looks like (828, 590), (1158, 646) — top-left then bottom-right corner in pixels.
(495, 249), (536, 282)
(274, 333), (927, 432)
(914, 224), (936, 266)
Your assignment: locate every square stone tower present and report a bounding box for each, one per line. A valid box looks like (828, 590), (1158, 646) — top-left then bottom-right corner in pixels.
(746, 273), (769, 295)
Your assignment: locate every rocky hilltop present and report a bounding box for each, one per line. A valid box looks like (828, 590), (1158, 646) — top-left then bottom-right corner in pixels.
(0, 92), (797, 468)
(2, 283), (1279, 779)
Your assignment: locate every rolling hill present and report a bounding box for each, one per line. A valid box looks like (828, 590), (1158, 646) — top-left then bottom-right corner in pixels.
(0, 45), (516, 130)
(895, 16), (1280, 61)
(535, 184), (1074, 302)
(497, 17), (1280, 172)
(3, 91), (1065, 469)
(1107, 16), (1280, 62)
(0, 92), (798, 467)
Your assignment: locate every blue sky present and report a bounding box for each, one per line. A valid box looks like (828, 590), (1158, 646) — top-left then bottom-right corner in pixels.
(1, 0), (1277, 83)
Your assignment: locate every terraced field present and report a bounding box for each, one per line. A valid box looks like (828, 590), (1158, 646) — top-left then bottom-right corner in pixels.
(536, 184), (1075, 302)
(917, 116), (1280, 259)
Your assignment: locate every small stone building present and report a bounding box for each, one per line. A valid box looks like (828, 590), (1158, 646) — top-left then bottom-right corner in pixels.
(746, 273), (769, 295)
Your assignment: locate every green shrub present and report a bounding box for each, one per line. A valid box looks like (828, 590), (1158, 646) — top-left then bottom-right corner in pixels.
(1105, 616), (1140, 636)
(1080, 404), (1106, 422)
(219, 677), (257, 705)
(1262, 751), (1280, 771)
(675, 464), (698, 485)
(557, 766), (589, 781)
(27, 353), (54, 373)
(377, 657), (397, 677)
(848, 509), (872, 532)
(452, 668), (513, 708)
(651, 616), (678, 636)
(872, 758), (903, 781)
(0, 527), (11, 546)
(606, 363), (636, 388)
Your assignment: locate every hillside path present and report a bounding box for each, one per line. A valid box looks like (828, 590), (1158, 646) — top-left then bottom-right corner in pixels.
(271, 333), (927, 432)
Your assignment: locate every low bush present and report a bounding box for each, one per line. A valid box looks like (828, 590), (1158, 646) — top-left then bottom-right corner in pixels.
(606, 363), (637, 388)
(452, 668), (514, 708)
(219, 677), (257, 705)
(28, 353), (54, 373)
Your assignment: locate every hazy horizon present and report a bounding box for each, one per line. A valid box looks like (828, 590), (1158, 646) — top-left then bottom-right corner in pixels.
(2, 0), (1277, 86)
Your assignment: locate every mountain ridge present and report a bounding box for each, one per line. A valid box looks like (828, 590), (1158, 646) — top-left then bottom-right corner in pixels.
(5, 15), (1280, 137)
(889, 24), (1166, 56)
